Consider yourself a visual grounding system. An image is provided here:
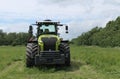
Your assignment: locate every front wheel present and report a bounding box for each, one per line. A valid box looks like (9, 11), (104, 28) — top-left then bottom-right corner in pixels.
(65, 51), (70, 66)
(59, 43), (71, 66)
(26, 43), (38, 67)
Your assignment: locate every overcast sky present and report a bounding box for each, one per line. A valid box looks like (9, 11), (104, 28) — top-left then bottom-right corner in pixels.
(0, 0), (120, 39)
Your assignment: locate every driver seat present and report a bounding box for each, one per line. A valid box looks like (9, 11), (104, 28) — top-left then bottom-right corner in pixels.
(44, 29), (49, 33)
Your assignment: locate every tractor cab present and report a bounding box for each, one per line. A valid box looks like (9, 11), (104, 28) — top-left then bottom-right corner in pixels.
(37, 20), (58, 35)
(37, 20), (68, 35)
(28, 19), (68, 37)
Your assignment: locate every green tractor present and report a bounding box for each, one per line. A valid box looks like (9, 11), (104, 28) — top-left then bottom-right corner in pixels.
(26, 19), (70, 67)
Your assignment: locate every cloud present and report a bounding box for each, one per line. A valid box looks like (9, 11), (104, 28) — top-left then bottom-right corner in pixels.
(0, 0), (120, 40)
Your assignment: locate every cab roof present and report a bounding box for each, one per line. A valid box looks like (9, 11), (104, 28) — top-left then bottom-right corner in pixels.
(36, 19), (60, 25)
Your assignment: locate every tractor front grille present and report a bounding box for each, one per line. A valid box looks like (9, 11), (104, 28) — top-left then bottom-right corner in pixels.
(41, 37), (57, 51)
(40, 52), (61, 59)
(35, 51), (65, 65)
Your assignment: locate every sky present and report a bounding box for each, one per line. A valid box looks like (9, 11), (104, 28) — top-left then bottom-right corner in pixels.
(0, 0), (120, 40)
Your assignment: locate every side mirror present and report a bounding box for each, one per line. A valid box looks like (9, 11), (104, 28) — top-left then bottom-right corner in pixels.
(29, 25), (33, 30)
(65, 26), (68, 33)
(29, 25), (33, 34)
(28, 25), (33, 40)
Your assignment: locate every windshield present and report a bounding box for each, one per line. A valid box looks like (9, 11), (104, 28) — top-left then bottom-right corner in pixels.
(40, 24), (56, 34)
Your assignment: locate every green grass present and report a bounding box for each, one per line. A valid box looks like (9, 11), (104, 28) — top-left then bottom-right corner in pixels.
(0, 45), (120, 79)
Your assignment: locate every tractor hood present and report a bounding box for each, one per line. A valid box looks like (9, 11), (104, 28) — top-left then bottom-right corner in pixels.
(38, 35), (60, 51)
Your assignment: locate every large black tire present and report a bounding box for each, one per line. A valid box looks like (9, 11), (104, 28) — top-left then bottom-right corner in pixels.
(26, 43), (38, 67)
(59, 43), (70, 66)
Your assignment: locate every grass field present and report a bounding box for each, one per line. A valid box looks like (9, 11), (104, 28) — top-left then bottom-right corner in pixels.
(0, 45), (120, 79)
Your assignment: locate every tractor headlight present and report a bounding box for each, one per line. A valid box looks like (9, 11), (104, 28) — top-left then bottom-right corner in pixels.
(39, 41), (43, 44)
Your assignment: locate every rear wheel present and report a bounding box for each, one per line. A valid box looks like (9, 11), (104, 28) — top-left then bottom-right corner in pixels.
(59, 43), (70, 66)
(26, 43), (38, 67)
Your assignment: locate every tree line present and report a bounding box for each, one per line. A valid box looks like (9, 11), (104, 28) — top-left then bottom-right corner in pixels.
(0, 30), (29, 46)
(72, 16), (120, 47)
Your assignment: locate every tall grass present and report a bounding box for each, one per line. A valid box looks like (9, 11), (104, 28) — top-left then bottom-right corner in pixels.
(0, 45), (120, 79)
(0, 46), (25, 71)
(71, 45), (120, 75)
